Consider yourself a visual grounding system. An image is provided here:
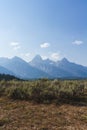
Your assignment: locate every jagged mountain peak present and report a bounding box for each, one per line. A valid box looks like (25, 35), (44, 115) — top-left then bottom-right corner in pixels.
(0, 55), (87, 79)
(12, 56), (22, 60)
(32, 55), (43, 63)
(44, 58), (51, 62)
(44, 58), (55, 65)
(60, 57), (69, 63)
(12, 56), (27, 63)
(56, 57), (69, 65)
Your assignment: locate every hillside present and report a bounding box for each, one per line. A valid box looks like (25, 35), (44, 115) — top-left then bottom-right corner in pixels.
(0, 74), (20, 81)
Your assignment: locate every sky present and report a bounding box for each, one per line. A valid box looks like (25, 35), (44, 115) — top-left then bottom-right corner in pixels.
(0, 0), (87, 65)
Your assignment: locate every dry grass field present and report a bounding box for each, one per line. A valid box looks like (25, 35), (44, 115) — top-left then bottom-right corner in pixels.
(0, 79), (87, 130)
(0, 97), (87, 130)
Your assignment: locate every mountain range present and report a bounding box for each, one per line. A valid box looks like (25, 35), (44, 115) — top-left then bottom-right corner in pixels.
(0, 55), (87, 79)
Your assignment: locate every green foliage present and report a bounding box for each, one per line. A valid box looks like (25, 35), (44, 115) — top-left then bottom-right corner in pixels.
(8, 87), (30, 100)
(0, 79), (87, 104)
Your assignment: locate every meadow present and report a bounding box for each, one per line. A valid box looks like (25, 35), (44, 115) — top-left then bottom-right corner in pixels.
(0, 79), (87, 130)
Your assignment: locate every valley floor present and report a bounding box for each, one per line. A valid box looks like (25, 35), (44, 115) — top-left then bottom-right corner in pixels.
(0, 97), (87, 130)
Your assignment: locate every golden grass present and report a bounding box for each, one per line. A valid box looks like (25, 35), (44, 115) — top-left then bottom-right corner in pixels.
(0, 97), (87, 130)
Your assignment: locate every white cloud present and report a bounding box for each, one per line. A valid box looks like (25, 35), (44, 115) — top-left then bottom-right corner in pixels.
(51, 53), (60, 61)
(72, 40), (83, 45)
(10, 42), (19, 46)
(40, 43), (50, 48)
(10, 42), (21, 50)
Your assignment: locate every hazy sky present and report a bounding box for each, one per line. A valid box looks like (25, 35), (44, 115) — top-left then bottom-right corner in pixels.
(0, 0), (87, 65)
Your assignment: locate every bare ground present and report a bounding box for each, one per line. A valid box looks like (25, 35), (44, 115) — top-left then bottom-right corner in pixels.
(0, 97), (87, 130)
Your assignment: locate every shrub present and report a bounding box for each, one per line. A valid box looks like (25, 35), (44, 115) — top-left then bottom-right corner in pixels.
(0, 79), (87, 104)
(8, 87), (30, 100)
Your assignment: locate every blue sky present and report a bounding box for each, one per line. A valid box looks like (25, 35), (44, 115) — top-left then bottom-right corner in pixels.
(0, 0), (87, 65)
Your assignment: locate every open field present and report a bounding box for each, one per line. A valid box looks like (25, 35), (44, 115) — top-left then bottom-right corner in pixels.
(0, 97), (87, 130)
(0, 79), (87, 130)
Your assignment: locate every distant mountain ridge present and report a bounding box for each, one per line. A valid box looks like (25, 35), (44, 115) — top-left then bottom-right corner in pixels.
(0, 64), (14, 76)
(0, 56), (51, 79)
(0, 55), (87, 79)
(30, 55), (87, 78)
(0, 74), (20, 81)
